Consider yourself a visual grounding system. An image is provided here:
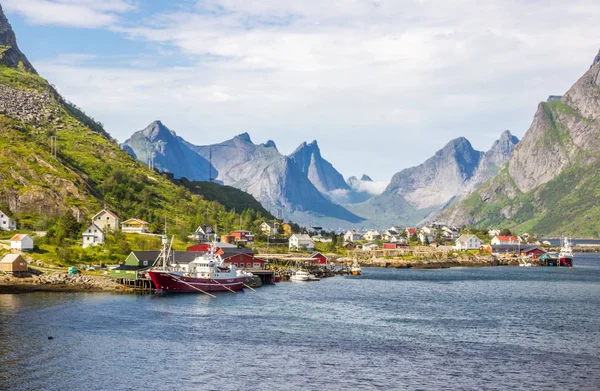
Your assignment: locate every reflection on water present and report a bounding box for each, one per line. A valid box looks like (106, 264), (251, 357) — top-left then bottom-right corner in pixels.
(1, 254), (599, 391)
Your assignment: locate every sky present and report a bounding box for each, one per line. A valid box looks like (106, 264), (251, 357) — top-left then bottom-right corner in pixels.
(4, 0), (600, 187)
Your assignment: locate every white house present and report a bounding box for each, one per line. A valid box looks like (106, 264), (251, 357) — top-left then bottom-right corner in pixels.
(390, 236), (408, 244)
(362, 242), (379, 251)
(418, 232), (434, 244)
(0, 209), (16, 230)
(454, 234), (483, 250)
(312, 235), (332, 243)
(420, 226), (434, 235)
(82, 223), (105, 248)
(259, 222), (278, 237)
(343, 230), (362, 242)
(488, 229), (501, 237)
(382, 230), (399, 241)
(289, 234), (314, 251)
(190, 225), (216, 242)
(491, 235), (520, 245)
(92, 209), (120, 232)
(363, 230), (381, 241)
(10, 234), (34, 251)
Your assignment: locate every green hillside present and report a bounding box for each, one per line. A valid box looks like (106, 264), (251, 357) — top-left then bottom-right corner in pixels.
(0, 65), (269, 235)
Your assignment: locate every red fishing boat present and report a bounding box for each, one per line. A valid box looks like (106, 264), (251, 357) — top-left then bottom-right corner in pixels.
(273, 270), (281, 283)
(147, 237), (245, 294)
(558, 237), (574, 267)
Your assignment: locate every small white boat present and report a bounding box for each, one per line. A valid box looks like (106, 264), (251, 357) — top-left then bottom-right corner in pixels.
(290, 270), (310, 282)
(350, 258), (362, 275)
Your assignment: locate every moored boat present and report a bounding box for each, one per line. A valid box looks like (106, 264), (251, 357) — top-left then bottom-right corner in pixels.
(147, 236), (245, 294)
(273, 270), (281, 283)
(559, 237), (574, 267)
(290, 269), (310, 282)
(350, 258), (362, 275)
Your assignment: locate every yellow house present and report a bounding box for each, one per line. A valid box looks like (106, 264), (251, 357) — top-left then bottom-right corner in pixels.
(92, 209), (120, 232)
(282, 223), (292, 237)
(121, 218), (149, 234)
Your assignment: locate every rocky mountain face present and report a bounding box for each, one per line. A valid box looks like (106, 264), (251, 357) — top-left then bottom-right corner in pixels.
(444, 49), (600, 236)
(347, 132), (518, 227)
(125, 128), (365, 225)
(0, 4), (37, 74)
(121, 120), (214, 182)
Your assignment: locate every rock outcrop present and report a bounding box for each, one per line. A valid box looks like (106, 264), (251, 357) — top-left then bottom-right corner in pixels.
(0, 4), (37, 74)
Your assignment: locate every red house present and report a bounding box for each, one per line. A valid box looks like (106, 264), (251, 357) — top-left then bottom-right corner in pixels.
(521, 246), (546, 260)
(230, 230), (255, 244)
(222, 253), (265, 269)
(307, 252), (328, 266)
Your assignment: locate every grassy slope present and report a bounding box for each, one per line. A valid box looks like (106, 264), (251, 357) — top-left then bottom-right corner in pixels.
(0, 65), (268, 234)
(448, 100), (600, 237)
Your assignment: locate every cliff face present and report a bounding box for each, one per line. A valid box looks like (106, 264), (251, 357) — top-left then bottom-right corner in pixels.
(289, 140), (350, 194)
(0, 4), (37, 74)
(445, 49), (600, 236)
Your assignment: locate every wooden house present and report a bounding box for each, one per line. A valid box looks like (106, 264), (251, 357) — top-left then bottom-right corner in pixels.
(82, 223), (105, 248)
(343, 230), (362, 242)
(92, 209), (120, 232)
(0, 254), (28, 273)
(307, 252), (328, 266)
(222, 253), (265, 270)
(0, 209), (16, 230)
(230, 230), (255, 244)
(454, 234), (483, 250)
(189, 225), (216, 242)
(289, 234), (314, 250)
(491, 235), (520, 245)
(121, 218), (149, 234)
(259, 222), (278, 237)
(10, 234), (33, 251)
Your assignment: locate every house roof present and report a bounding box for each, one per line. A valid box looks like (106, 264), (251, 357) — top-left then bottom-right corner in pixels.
(221, 252), (260, 261)
(10, 234), (31, 242)
(195, 225), (215, 234)
(122, 218), (149, 225)
(93, 209), (119, 220)
(261, 222), (276, 228)
(456, 234), (480, 243)
(231, 230), (252, 234)
(83, 222), (103, 232)
(291, 234), (312, 241)
(406, 228), (416, 234)
(494, 235), (519, 242)
(1, 254), (24, 264)
(129, 251), (206, 266)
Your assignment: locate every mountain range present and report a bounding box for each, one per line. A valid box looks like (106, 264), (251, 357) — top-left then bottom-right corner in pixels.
(123, 121), (518, 228)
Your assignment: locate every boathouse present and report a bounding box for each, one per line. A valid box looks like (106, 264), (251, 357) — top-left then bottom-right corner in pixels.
(222, 253), (265, 269)
(0, 254), (28, 273)
(520, 245), (546, 260)
(307, 252), (327, 266)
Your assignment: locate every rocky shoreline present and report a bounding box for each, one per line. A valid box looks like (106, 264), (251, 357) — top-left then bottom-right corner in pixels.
(0, 272), (133, 294)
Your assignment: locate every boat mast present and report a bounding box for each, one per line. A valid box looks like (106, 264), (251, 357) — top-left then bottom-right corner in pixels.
(161, 235), (168, 271)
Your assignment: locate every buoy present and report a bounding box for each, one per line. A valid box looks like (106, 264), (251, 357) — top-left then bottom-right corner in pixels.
(47, 336), (54, 340)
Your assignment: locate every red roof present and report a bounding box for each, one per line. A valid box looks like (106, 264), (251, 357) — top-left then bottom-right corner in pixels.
(10, 234), (29, 241)
(495, 236), (519, 242)
(94, 209), (119, 219)
(406, 228), (416, 234)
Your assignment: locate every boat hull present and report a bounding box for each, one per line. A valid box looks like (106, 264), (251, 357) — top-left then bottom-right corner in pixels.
(559, 257), (573, 267)
(148, 271), (245, 293)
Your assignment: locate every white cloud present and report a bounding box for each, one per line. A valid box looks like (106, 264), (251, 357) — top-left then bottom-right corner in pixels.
(347, 179), (389, 196)
(3, 0), (137, 28)
(25, 0), (600, 180)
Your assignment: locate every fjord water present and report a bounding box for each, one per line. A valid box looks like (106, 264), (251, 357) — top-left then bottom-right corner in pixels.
(1, 255), (599, 391)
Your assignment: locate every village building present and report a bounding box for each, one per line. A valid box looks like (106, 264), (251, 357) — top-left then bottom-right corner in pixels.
(259, 222), (278, 237)
(383, 243), (407, 249)
(454, 234), (483, 250)
(363, 230), (382, 241)
(312, 235), (332, 243)
(382, 230), (399, 241)
(420, 226), (434, 235)
(10, 234), (34, 251)
(230, 230), (255, 244)
(405, 228), (417, 237)
(82, 223), (105, 248)
(418, 232), (434, 244)
(109, 251), (199, 279)
(222, 253), (265, 270)
(389, 226), (403, 233)
(343, 230), (362, 242)
(0, 254), (28, 273)
(520, 245), (546, 259)
(92, 209), (120, 232)
(289, 234), (314, 251)
(190, 225), (216, 242)
(342, 242), (356, 250)
(306, 252), (328, 266)
(0, 209), (16, 230)
(121, 218), (149, 234)
(488, 229), (501, 237)
(362, 242), (379, 251)
(491, 235), (520, 245)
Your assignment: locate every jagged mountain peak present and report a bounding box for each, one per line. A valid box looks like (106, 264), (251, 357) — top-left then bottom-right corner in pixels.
(234, 132), (252, 143)
(140, 120), (175, 141)
(361, 174), (373, 182)
(263, 140), (277, 150)
(0, 5), (37, 74)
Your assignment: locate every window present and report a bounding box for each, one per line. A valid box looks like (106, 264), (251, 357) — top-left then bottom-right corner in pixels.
(240, 263), (245, 268)
(254, 263), (260, 268)
(143, 261), (148, 266)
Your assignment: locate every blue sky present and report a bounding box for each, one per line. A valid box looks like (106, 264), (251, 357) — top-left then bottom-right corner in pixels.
(4, 0), (600, 190)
